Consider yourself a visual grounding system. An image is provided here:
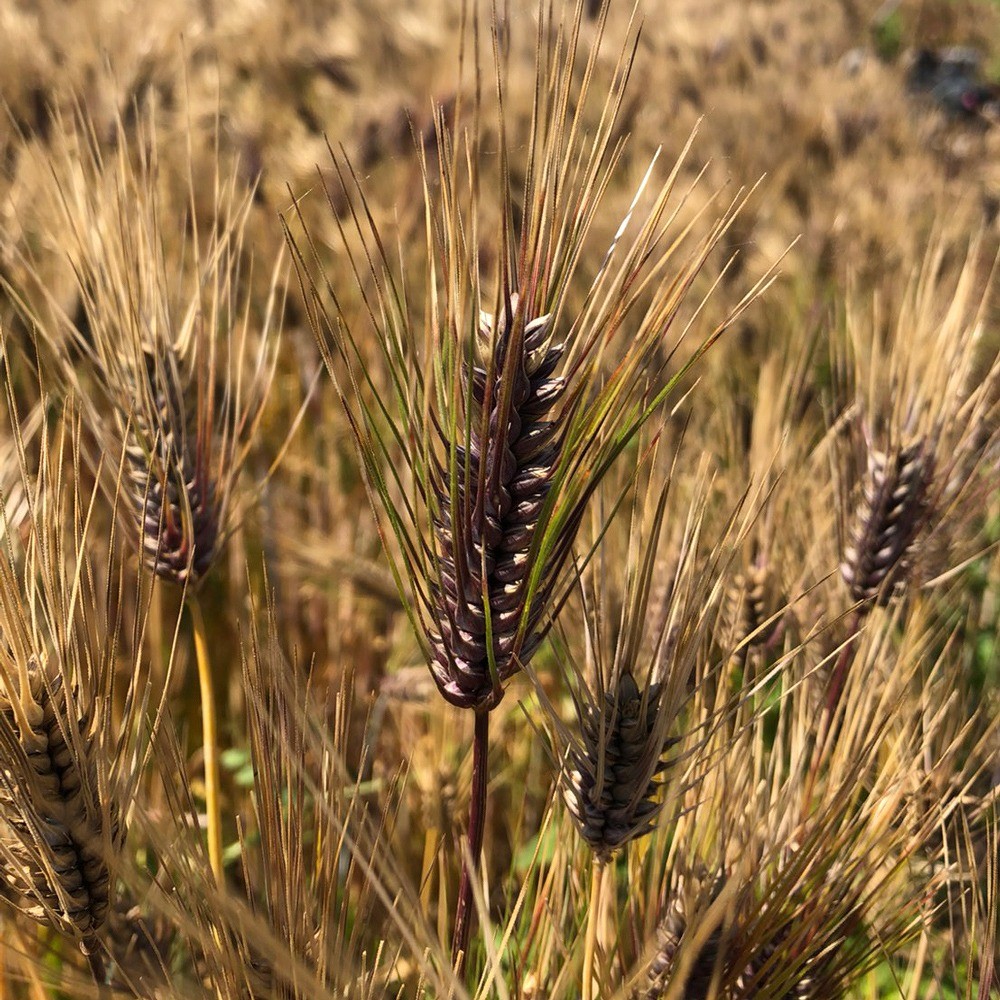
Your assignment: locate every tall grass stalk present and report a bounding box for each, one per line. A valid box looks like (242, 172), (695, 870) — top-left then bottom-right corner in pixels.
(190, 596), (223, 883)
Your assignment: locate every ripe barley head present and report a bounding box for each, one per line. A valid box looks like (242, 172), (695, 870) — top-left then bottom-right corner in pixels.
(834, 237), (1000, 609)
(0, 659), (116, 947)
(430, 297), (566, 708)
(122, 343), (220, 587)
(566, 672), (672, 856)
(646, 872), (730, 1000)
(286, 0), (771, 714)
(6, 106), (281, 591)
(840, 438), (933, 604)
(0, 404), (150, 979)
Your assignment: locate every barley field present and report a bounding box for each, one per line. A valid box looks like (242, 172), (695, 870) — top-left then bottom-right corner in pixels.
(0, 0), (999, 997)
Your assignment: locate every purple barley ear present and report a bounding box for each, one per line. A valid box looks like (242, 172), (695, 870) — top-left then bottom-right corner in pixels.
(647, 870), (729, 1000)
(430, 296), (567, 711)
(564, 672), (677, 859)
(840, 438), (934, 606)
(123, 345), (221, 588)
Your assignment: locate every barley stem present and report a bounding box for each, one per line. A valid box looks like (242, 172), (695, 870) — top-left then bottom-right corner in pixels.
(191, 596), (224, 884)
(823, 608), (865, 723)
(802, 607), (865, 817)
(85, 948), (107, 990)
(582, 858), (605, 1000)
(451, 709), (490, 978)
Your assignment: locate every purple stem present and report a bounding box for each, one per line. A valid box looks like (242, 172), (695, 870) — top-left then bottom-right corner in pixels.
(452, 709), (490, 979)
(801, 607), (867, 820)
(823, 608), (865, 722)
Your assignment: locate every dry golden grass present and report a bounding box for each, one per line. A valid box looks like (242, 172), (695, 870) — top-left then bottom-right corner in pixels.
(0, 0), (997, 997)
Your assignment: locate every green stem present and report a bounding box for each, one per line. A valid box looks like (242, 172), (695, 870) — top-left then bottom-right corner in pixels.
(190, 596), (224, 884)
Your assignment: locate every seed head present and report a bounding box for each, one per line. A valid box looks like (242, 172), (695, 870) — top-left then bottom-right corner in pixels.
(285, 2), (767, 715)
(566, 672), (673, 857)
(8, 106), (280, 592)
(0, 658), (117, 947)
(0, 409), (143, 973)
(431, 298), (566, 708)
(123, 344), (221, 587)
(834, 237), (1000, 609)
(840, 439), (933, 605)
(726, 561), (785, 650)
(545, 462), (734, 860)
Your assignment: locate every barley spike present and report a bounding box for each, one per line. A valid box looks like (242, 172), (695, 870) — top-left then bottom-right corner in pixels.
(430, 297), (566, 710)
(840, 439), (932, 604)
(565, 672), (674, 858)
(0, 659), (117, 953)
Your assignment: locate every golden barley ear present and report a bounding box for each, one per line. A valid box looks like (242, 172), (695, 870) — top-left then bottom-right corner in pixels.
(724, 558), (787, 651)
(0, 663), (115, 951)
(0, 396), (147, 986)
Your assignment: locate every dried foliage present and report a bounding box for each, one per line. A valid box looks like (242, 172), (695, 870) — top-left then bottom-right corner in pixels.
(0, 1), (996, 998)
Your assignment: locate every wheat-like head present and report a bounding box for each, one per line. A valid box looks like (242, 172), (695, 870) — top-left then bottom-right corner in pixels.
(5, 105), (282, 590)
(0, 398), (155, 981)
(539, 451), (746, 861)
(840, 437), (934, 604)
(834, 237), (1000, 609)
(286, 1), (772, 714)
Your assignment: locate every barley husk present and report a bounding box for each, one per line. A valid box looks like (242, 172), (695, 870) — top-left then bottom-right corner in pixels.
(0, 657), (118, 950)
(123, 346), (220, 586)
(564, 672), (672, 857)
(726, 562), (784, 650)
(840, 439), (932, 605)
(431, 299), (567, 710)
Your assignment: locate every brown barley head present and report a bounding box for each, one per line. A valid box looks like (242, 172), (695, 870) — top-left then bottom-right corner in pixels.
(429, 297), (566, 708)
(543, 457), (739, 860)
(0, 659), (116, 947)
(646, 871), (734, 1000)
(6, 106), (281, 591)
(566, 671), (673, 857)
(0, 403), (150, 974)
(839, 438), (934, 605)
(834, 236), (1000, 608)
(287, 3), (770, 712)
(122, 341), (221, 586)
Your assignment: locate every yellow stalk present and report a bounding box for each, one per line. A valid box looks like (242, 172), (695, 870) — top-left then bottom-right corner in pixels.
(191, 596), (224, 883)
(582, 858), (605, 1000)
